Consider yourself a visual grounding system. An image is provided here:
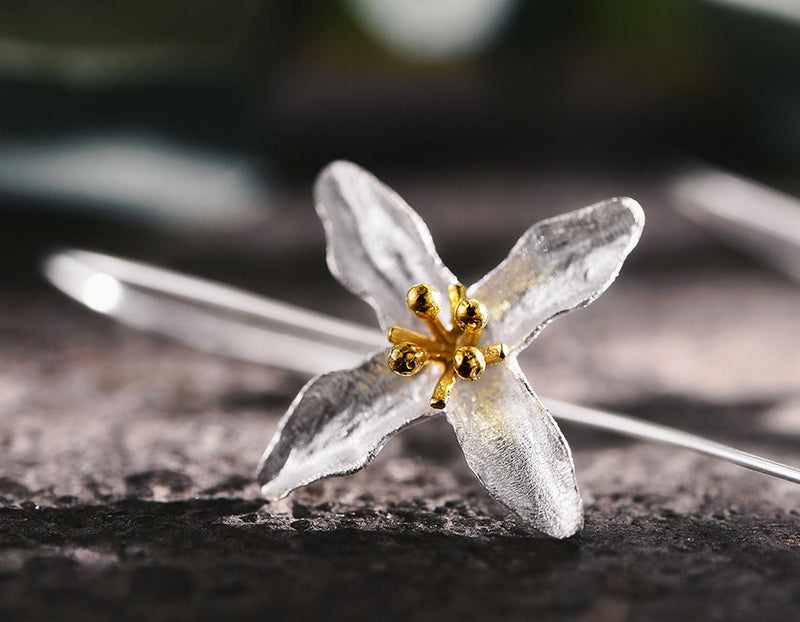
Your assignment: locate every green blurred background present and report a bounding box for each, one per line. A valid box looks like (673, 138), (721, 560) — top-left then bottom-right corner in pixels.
(0, 0), (798, 282)
(2, 0), (798, 167)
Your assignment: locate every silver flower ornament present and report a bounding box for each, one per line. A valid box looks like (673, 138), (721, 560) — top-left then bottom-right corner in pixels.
(258, 161), (645, 538)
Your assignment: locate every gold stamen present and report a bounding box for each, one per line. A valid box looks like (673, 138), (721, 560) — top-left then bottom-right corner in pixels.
(459, 330), (479, 348)
(448, 283), (467, 324)
(389, 282), (508, 406)
(429, 367), (457, 409)
(387, 327), (446, 352)
(480, 343), (509, 365)
(425, 316), (453, 346)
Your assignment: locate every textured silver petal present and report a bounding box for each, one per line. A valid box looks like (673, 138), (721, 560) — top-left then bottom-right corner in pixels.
(446, 359), (583, 538)
(258, 350), (439, 500)
(314, 160), (458, 333)
(470, 197), (644, 351)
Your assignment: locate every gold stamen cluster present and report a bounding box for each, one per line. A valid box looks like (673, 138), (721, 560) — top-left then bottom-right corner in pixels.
(387, 282), (509, 410)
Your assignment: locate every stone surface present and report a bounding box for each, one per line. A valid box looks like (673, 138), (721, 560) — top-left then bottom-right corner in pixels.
(1, 165), (800, 621)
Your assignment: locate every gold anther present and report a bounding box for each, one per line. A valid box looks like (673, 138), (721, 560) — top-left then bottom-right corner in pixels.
(453, 346), (486, 380)
(406, 283), (451, 344)
(454, 298), (488, 334)
(406, 283), (441, 320)
(388, 343), (429, 376)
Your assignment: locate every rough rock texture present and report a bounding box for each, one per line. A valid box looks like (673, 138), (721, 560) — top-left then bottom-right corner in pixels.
(1, 165), (799, 621)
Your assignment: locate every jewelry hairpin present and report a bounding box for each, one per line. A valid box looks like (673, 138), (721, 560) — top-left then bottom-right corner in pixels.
(44, 161), (800, 539)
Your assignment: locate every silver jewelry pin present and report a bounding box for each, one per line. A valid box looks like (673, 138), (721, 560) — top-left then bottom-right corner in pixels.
(672, 164), (800, 283)
(44, 161), (800, 539)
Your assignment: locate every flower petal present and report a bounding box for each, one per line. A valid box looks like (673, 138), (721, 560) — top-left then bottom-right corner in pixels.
(446, 360), (583, 538)
(315, 161), (458, 332)
(470, 197), (644, 351)
(258, 350), (439, 500)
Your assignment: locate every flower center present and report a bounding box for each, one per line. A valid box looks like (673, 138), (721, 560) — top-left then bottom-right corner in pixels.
(387, 282), (508, 410)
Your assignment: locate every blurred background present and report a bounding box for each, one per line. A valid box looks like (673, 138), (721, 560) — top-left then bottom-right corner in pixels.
(2, 3), (800, 619)
(1, 0), (799, 290)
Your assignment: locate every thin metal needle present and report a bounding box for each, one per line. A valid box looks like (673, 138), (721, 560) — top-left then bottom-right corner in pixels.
(545, 399), (800, 485)
(671, 165), (800, 283)
(43, 249), (800, 486)
(44, 249), (383, 376)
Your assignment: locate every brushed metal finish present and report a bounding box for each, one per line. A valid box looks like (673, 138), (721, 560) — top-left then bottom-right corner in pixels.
(258, 350), (439, 500)
(447, 359), (583, 538)
(315, 160), (458, 335)
(259, 162), (646, 537)
(471, 197), (645, 351)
